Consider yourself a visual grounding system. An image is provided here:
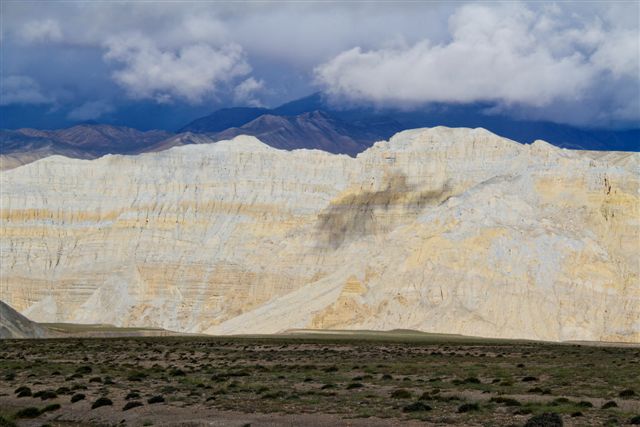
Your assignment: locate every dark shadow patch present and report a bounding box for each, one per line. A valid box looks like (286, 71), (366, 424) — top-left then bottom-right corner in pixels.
(316, 173), (450, 249)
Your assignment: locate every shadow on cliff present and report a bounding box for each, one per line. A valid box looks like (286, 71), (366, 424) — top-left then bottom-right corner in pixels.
(316, 172), (451, 249)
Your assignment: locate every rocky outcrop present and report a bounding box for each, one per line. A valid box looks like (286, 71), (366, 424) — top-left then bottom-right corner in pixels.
(1, 127), (638, 342)
(0, 300), (50, 338)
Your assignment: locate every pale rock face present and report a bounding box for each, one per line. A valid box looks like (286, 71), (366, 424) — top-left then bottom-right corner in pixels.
(1, 128), (638, 342)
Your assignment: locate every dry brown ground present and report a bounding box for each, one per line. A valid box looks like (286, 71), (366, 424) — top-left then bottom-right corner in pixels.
(1, 333), (639, 426)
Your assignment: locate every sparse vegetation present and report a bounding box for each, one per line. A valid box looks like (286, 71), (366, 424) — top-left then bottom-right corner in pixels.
(33, 390), (57, 400)
(457, 402), (480, 413)
(71, 393), (85, 403)
(14, 407), (40, 418)
(346, 382), (364, 389)
(147, 395), (165, 404)
(125, 391), (140, 400)
(123, 401), (144, 411)
(91, 397), (113, 409)
(390, 389), (412, 399)
(403, 401), (432, 412)
(0, 415), (17, 427)
(41, 403), (61, 413)
(620, 389), (636, 398)
(524, 412), (563, 427)
(0, 333), (637, 426)
(490, 396), (521, 406)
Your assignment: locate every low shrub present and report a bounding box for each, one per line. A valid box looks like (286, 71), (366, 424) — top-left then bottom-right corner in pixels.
(261, 391), (286, 399)
(390, 389), (412, 399)
(0, 415), (17, 427)
(75, 366), (92, 375)
(15, 407), (40, 418)
(35, 390), (57, 400)
(524, 413), (563, 427)
(123, 401), (144, 411)
(41, 404), (60, 413)
(418, 392), (430, 401)
(91, 397), (113, 409)
(620, 389), (636, 398)
(458, 403), (480, 413)
(55, 386), (71, 395)
(17, 389), (32, 398)
(489, 397), (521, 406)
(403, 402), (432, 412)
(70, 393), (85, 403)
(127, 372), (147, 382)
(14, 386), (30, 395)
(551, 397), (571, 406)
(147, 395), (165, 404)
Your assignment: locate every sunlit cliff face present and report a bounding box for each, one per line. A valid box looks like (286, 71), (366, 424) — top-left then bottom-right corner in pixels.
(1, 127), (638, 342)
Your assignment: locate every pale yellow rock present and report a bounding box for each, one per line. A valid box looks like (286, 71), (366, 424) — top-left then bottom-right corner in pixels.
(1, 128), (638, 342)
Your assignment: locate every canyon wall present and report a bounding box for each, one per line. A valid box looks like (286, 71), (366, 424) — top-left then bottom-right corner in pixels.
(1, 127), (638, 342)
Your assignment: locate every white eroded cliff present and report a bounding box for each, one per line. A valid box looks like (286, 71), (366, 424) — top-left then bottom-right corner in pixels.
(1, 127), (638, 342)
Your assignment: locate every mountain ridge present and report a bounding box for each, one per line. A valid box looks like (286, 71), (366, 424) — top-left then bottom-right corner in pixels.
(2, 127), (637, 342)
(2, 93), (639, 170)
(180, 92), (640, 152)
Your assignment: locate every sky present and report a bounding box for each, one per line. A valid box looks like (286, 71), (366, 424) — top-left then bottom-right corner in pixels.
(1, 1), (639, 131)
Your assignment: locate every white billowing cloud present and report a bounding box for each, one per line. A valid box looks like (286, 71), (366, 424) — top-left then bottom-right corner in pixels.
(233, 77), (265, 107)
(315, 2), (639, 120)
(590, 29), (640, 79)
(20, 19), (62, 43)
(0, 75), (52, 105)
(67, 100), (114, 121)
(103, 34), (251, 104)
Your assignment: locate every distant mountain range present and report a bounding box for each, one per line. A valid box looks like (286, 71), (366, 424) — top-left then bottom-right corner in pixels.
(2, 92), (638, 169)
(1, 124), (172, 169)
(181, 93), (640, 152)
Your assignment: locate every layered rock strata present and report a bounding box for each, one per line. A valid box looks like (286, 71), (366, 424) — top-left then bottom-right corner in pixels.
(1, 127), (638, 342)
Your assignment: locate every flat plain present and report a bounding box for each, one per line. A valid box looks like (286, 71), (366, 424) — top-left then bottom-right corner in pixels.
(1, 331), (639, 426)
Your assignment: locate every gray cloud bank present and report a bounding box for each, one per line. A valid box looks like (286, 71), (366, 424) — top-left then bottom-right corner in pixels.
(2, 2), (638, 128)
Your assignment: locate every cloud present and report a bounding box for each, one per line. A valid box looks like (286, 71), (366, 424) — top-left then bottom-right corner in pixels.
(314, 3), (639, 124)
(67, 100), (114, 121)
(233, 77), (265, 107)
(2, 2), (638, 127)
(0, 75), (53, 105)
(19, 19), (63, 43)
(103, 34), (251, 104)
